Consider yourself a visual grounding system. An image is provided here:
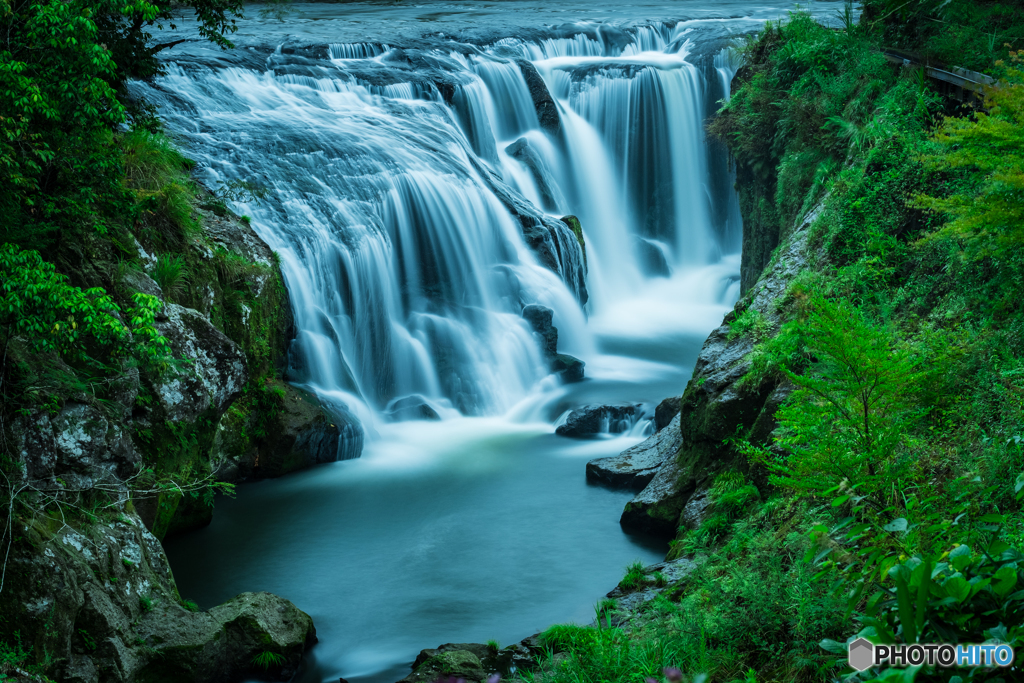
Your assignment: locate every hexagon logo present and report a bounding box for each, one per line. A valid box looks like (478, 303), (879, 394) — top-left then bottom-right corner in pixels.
(848, 638), (874, 671)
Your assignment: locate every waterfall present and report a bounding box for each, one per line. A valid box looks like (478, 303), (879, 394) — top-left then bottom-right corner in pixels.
(133, 20), (741, 443)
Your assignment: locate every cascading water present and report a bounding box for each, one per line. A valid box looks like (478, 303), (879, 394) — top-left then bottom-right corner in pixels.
(135, 14), (740, 429)
(146, 3), (846, 682)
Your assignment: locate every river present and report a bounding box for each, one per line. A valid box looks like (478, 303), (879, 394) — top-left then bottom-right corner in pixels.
(139, 2), (844, 681)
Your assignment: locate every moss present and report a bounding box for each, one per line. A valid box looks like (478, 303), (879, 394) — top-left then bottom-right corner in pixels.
(560, 214), (587, 268)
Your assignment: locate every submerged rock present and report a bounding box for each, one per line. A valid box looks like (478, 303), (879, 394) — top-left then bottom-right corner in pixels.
(633, 235), (671, 277)
(551, 353), (585, 383)
(522, 303), (558, 359)
(384, 394), (442, 421)
(587, 413), (681, 490)
(505, 137), (563, 211)
(556, 403), (644, 438)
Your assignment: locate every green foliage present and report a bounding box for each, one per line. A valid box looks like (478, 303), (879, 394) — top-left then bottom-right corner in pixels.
(139, 595), (153, 612)
(810, 481), (1024, 680)
(181, 599), (199, 613)
(759, 295), (928, 496)
(914, 51), (1024, 309)
(0, 0), (243, 249)
(727, 309), (771, 343)
(251, 650), (286, 670)
(151, 253), (190, 301)
(619, 560), (648, 591)
(0, 244), (170, 382)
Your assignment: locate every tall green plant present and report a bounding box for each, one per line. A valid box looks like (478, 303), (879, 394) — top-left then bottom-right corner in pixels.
(759, 295), (927, 497)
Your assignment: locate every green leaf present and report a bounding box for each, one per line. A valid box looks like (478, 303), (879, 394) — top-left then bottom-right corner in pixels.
(949, 545), (972, 571)
(883, 518), (908, 533)
(993, 567), (1017, 598)
(943, 575), (971, 603)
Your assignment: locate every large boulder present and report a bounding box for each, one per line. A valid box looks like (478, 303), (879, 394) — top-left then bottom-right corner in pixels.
(0, 512), (316, 683)
(383, 394), (441, 421)
(152, 303), (248, 423)
(134, 592), (316, 683)
(587, 413), (681, 491)
(258, 383), (362, 477)
(556, 403), (645, 438)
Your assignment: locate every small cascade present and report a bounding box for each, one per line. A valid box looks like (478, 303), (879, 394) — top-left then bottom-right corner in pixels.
(134, 21), (744, 444)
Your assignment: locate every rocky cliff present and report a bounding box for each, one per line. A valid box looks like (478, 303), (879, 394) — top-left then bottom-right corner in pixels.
(0, 193), (339, 682)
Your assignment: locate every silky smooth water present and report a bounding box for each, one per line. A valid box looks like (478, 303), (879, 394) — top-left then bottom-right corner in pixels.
(148, 2), (845, 681)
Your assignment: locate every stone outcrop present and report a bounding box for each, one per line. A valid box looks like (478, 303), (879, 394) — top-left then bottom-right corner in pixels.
(397, 636), (546, 683)
(383, 394), (442, 422)
(619, 205), (820, 537)
(556, 403), (646, 438)
(552, 353), (585, 383)
(516, 60), (561, 137)
(0, 512), (315, 683)
(152, 303), (248, 423)
(587, 413), (681, 490)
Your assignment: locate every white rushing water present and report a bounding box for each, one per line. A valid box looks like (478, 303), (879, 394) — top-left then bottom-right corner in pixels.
(136, 12), (745, 433)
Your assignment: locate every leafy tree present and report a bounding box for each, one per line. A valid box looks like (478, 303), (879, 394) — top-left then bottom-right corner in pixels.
(916, 51), (1024, 270)
(0, 243), (169, 401)
(761, 295), (927, 497)
(0, 0), (244, 250)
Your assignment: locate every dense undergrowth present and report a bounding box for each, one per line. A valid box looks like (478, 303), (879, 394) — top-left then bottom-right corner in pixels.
(534, 2), (1024, 682)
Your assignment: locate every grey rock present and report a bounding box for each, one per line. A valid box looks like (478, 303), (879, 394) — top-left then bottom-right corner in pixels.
(556, 403), (644, 438)
(522, 304), (558, 359)
(153, 303), (248, 423)
(587, 414), (681, 490)
(13, 403), (142, 491)
(678, 489), (712, 531)
(619, 450), (687, 536)
(120, 268), (163, 299)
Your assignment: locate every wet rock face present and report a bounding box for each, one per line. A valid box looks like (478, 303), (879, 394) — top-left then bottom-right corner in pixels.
(153, 303), (248, 423)
(654, 395), (681, 431)
(552, 353), (585, 383)
(587, 413), (681, 491)
(0, 514), (315, 683)
(517, 60), (561, 137)
(505, 137), (563, 211)
(556, 403), (646, 438)
(522, 304), (558, 359)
